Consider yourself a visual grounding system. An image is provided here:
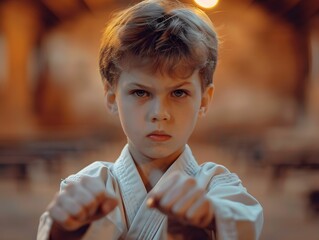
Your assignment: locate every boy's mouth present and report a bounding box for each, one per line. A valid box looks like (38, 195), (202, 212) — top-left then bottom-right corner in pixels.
(147, 131), (171, 142)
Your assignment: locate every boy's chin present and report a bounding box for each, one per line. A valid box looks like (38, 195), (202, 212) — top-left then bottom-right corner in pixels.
(141, 145), (184, 160)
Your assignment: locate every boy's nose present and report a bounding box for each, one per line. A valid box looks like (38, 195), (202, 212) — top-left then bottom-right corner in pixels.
(151, 112), (170, 122)
(150, 98), (171, 122)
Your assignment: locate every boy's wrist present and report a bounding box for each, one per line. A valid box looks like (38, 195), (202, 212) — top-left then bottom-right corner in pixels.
(50, 221), (90, 240)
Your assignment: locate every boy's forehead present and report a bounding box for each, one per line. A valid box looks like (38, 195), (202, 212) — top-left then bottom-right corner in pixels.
(120, 66), (200, 87)
(119, 55), (197, 81)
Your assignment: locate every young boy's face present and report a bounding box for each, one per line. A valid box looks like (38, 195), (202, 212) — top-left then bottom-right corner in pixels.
(106, 65), (213, 162)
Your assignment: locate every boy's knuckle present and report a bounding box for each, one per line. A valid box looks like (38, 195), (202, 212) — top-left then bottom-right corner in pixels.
(83, 192), (95, 205)
(197, 188), (205, 196)
(64, 182), (74, 190)
(185, 210), (193, 221)
(57, 192), (67, 204)
(79, 175), (92, 184)
(159, 200), (169, 211)
(171, 204), (180, 215)
(95, 191), (106, 201)
(185, 177), (196, 186)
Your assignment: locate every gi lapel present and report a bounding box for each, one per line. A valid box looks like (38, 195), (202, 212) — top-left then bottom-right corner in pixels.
(126, 145), (201, 240)
(113, 145), (148, 228)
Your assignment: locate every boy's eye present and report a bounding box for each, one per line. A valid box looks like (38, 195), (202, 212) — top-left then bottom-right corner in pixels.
(172, 89), (187, 98)
(133, 90), (149, 98)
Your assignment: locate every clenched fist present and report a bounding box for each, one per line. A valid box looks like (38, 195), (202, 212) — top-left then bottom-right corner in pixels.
(147, 172), (214, 229)
(47, 176), (118, 239)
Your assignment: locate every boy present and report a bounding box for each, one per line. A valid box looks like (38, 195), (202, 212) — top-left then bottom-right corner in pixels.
(37, 0), (263, 239)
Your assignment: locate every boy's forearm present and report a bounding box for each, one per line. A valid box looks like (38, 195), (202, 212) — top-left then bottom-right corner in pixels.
(49, 222), (90, 240)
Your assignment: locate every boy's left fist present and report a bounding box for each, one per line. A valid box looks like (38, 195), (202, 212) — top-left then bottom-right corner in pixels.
(147, 172), (214, 228)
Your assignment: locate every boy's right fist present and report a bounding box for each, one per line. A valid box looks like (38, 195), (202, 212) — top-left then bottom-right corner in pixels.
(47, 175), (118, 232)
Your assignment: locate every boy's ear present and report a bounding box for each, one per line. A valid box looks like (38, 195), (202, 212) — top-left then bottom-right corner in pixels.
(104, 89), (118, 115)
(199, 84), (214, 117)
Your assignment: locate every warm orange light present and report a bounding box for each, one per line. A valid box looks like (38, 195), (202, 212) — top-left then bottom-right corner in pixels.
(194, 0), (219, 9)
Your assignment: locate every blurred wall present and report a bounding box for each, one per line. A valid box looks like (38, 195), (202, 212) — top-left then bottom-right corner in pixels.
(196, 2), (306, 138)
(0, 0), (318, 141)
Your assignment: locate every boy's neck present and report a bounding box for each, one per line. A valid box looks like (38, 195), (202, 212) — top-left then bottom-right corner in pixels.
(128, 145), (185, 192)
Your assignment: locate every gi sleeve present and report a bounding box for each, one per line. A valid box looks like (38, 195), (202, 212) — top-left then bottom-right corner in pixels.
(198, 163), (264, 240)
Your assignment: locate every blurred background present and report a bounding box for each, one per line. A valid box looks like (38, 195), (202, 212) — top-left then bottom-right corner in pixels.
(0, 0), (319, 239)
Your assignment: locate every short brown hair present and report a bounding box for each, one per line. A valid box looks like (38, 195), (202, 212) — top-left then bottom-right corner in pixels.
(99, 0), (218, 90)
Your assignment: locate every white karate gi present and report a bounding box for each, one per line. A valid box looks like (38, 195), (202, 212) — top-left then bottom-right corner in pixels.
(37, 144), (263, 240)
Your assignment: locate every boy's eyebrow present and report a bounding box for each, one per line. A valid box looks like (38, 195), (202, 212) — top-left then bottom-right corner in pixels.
(169, 82), (193, 89)
(125, 81), (193, 90)
(126, 83), (152, 90)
